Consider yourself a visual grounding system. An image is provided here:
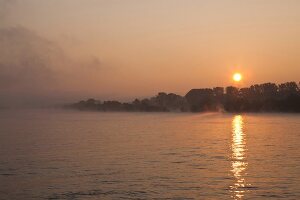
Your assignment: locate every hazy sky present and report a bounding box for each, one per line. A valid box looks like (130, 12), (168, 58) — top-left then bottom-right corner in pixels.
(1, 0), (300, 105)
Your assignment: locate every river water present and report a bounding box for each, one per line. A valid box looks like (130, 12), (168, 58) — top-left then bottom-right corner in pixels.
(0, 110), (299, 199)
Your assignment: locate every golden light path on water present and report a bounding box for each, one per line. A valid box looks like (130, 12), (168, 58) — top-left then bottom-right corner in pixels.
(230, 115), (250, 199)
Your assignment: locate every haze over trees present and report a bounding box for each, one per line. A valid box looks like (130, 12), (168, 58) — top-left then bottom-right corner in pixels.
(68, 81), (300, 113)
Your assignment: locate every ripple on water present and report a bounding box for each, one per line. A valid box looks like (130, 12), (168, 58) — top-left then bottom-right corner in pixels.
(0, 111), (300, 199)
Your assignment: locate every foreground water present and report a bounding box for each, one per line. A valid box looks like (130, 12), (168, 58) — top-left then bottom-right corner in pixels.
(0, 110), (299, 199)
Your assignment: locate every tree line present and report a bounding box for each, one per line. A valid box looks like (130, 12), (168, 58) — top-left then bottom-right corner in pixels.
(67, 81), (300, 112)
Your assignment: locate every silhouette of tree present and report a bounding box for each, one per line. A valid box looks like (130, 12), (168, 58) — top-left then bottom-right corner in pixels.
(68, 81), (300, 113)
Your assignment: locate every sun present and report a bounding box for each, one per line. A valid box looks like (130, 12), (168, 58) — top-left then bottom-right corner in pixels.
(233, 73), (242, 82)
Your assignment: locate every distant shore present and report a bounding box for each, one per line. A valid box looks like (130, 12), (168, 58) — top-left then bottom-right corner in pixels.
(66, 81), (300, 113)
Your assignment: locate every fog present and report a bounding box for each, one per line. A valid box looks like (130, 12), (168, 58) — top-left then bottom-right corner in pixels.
(0, 1), (123, 107)
(0, 26), (116, 107)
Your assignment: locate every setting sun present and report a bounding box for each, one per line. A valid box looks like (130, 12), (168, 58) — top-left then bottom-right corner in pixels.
(233, 73), (242, 82)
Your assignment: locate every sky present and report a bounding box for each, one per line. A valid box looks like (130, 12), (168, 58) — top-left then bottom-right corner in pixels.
(1, 0), (300, 106)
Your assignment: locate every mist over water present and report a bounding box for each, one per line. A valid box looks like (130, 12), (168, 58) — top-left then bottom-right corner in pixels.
(0, 26), (116, 107)
(0, 110), (299, 199)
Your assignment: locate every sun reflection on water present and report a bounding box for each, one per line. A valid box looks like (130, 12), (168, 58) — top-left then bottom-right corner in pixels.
(230, 115), (249, 199)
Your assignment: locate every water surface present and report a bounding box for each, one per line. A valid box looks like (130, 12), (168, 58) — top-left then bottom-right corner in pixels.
(0, 110), (299, 199)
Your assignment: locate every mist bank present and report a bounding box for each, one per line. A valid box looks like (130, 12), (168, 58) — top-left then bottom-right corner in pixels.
(67, 81), (300, 113)
(0, 26), (122, 108)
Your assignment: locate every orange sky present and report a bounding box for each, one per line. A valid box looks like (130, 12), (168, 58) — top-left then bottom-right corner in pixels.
(1, 0), (300, 104)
